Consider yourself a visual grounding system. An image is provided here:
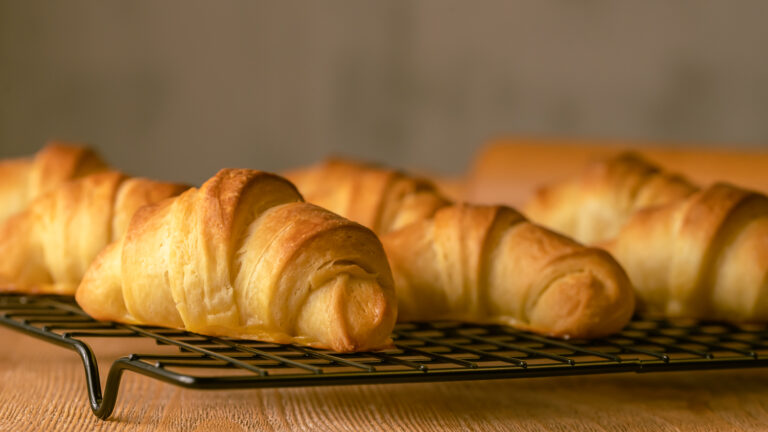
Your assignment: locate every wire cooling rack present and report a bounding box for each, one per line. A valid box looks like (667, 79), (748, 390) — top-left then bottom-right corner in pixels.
(2, 294), (768, 420)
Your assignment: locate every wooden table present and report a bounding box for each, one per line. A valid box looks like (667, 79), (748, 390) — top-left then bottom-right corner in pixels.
(2, 327), (768, 431)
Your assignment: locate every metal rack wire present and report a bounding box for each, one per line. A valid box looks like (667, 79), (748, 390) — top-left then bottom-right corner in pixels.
(1, 293), (768, 420)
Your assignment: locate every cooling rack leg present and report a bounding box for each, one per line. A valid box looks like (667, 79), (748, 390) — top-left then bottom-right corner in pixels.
(69, 340), (109, 417)
(91, 359), (131, 420)
(93, 357), (191, 420)
(0, 315), (125, 420)
(72, 339), (132, 420)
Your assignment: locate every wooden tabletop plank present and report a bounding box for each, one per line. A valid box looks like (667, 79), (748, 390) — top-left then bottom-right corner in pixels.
(2, 326), (768, 431)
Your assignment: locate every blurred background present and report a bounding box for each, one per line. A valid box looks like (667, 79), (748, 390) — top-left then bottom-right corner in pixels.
(1, 1), (768, 185)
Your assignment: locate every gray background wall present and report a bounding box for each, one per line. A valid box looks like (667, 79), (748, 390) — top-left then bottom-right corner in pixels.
(1, 1), (767, 185)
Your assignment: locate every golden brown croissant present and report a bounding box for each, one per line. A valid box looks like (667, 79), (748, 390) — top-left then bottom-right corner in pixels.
(76, 169), (397, 352)
(602, 182), (768, 321)
(525, 153), (698, 244)
(284, 158), (450, 234)
(0, 142), (109, 221)
(286, 159), (635, 338)
(384, 204), (634, 338)
(0, 171), (188, 294)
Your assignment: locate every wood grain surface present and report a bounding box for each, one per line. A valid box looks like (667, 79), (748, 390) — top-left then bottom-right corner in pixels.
(2, 326), (768, 431)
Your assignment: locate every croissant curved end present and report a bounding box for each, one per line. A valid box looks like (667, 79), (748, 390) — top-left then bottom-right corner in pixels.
(297, 272), (397, 352)
(527, 250), (636, 339)
(76, 240), (138, 323)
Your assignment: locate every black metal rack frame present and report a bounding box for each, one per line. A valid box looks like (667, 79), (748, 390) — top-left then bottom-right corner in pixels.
(2, 294), (768, 420)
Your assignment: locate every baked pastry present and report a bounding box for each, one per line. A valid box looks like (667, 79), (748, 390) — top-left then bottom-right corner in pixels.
(0, 142), (109, 221)
(76, 169), (397, 352)
(525, 152), (698, 244)
(284, 158), (450, 234)
(602, 182), (768, 321)
(287, 159), (635, 338)
(0, 171), (188, 294)
(384, 204), (633, 338)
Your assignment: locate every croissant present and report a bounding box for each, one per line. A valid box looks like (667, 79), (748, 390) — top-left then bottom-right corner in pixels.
(284, 158), (450, 234)
(0, 171), (188, 294)
(602, 182), (768, 321)
(0, 142), (109, 221)
(76, 169), (397, 352)
(286, 159), (635, 338)
(525, 152), (698, 244)
(383, 204), (634, 338)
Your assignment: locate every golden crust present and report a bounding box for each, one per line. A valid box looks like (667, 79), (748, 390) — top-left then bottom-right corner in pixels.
(285, 158), (636, 338)
(383, 204), (635, 339)
(524, 152), (698, 244)
(284, 158), (450, 235)
(0, 158), (33, 220)
(0, 141), (110, 222)
(77, 169), (397, 352)
(603, 182), (768, 321)
(28, 141), (109, 194)
(0, 171), (188, 294)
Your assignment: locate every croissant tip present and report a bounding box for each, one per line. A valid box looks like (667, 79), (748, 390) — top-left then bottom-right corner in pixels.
(529, 261), (635, 339)
(337, 284), (397, 353)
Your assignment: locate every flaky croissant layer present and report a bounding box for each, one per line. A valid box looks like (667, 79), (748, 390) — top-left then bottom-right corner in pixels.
(603, 182), (768, 321)
(525, 153), (698, 245)
(285, 159), (636, 338)
(384, 204), (635, 339)
(77, 169), (397, 352)
(0, 142), (109, 222)
(0, 171), (188, 294)
(285, 159), (450, 235)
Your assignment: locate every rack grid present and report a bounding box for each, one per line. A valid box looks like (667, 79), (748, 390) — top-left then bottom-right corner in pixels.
(2, 293), (767, 420)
